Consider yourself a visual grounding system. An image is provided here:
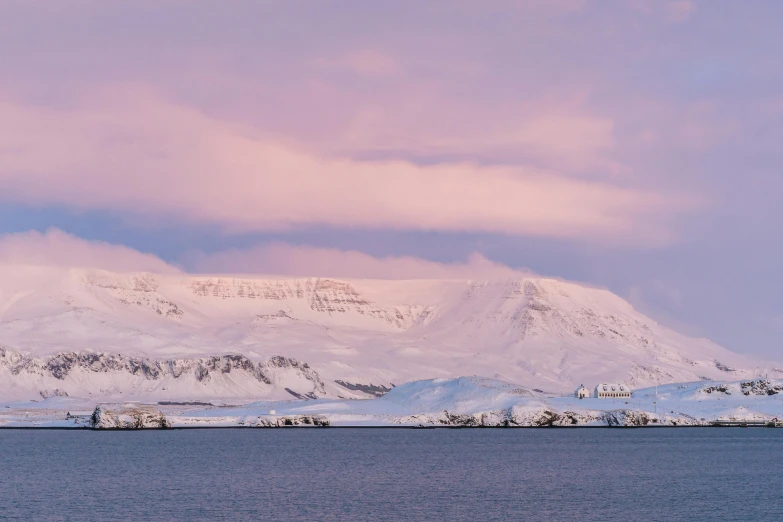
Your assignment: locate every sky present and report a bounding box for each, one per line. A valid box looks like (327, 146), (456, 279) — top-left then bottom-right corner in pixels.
(0, 0), (782, 358)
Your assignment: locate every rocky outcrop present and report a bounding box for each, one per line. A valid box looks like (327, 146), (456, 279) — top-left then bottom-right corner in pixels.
(400, 407), (599, 427)
(600, 409), (702, 427)
(255, 415), (330, 427)
(601, 409), (657, 427)
(519, 409), (599, 427)
(90, 404), (170, 429)
(396, 407), (712, 427)
(741, 379), (783, 396)
(700, 379), (783, 397)
(703, 384), (731, 395)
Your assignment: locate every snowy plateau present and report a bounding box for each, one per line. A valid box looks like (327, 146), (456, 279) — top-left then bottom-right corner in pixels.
(1, 264), (782, 428)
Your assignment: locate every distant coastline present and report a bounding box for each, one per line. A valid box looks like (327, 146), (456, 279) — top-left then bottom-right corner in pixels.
(3, 376), (782, 430)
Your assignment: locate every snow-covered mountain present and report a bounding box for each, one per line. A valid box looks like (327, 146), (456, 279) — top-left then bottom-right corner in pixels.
(0, 263), (778, 401)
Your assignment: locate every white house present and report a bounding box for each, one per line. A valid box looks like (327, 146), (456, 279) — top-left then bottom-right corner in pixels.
(595, 383), (631, 399)
(575, 384), (591, 399)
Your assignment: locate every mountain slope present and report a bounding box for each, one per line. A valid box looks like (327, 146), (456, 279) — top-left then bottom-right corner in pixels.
(0, 264), (778, 400)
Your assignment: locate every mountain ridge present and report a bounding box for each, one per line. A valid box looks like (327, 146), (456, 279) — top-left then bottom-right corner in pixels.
(0, 263), (778, 401)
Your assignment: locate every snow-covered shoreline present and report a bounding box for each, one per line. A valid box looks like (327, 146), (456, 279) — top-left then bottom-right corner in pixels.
(3, 376), (782, 429)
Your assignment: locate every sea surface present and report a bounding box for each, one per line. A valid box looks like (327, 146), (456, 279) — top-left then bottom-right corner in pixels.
(1, 428), (782, 521)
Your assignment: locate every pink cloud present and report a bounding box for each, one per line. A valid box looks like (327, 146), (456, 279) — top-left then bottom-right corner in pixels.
(452, 0), (585, 15)
(0, 228), (527, 280)
(187, 243), (531, 279)
(0, 229), (180, 273)
(339, 100), (624, 175)
(0, 89), (693, 244)
(629, 0), (696, 24)
(626, 99), (734, 151)
(315, 49), (401, 77)
(664, 1), (696, 23)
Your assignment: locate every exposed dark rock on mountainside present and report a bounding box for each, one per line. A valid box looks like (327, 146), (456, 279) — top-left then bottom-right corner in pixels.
(335, 380), (393, 397)
(1, 347), (322, 389)
(0, 345), (328, 401)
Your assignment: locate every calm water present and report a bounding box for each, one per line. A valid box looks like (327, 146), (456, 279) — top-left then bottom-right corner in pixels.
(1, 428), (782, 521)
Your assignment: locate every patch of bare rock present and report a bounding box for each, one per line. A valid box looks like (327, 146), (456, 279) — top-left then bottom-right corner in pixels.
(90, 404), (170, 429)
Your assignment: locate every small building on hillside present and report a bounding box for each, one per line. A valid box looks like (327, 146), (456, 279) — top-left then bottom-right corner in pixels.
(575, 384), (591, 399)
(595, 383), (631, 399)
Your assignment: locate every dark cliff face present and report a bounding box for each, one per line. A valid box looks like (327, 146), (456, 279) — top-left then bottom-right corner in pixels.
(186, 277), (427, 329)
(335, 380), (392, 397)
(0, 347), (326, 394)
